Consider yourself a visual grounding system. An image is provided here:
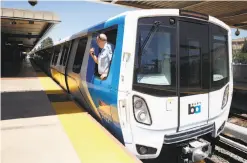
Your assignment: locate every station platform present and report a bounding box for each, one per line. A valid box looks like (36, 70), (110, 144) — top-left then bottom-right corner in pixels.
(1, 59), (140, 163)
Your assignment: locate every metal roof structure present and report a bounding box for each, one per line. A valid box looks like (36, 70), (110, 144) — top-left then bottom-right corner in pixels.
(103, 1), (247, 30)
(1, 8), (60, 51)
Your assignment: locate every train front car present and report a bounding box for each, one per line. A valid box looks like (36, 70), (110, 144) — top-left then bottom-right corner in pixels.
(118, 9), (233, 162)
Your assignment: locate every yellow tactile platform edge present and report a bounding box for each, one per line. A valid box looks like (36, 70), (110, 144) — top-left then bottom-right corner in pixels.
(36, 72), (140, 163)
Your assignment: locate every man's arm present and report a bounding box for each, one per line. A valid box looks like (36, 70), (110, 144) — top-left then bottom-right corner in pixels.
(89, 48), (98, 64)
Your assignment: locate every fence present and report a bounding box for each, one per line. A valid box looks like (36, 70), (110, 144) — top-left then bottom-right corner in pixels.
(233, 64), (247, 83)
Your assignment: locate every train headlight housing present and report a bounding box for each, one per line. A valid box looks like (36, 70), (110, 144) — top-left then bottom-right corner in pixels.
(222, 85), (229, 109)
(133, 96), (152, 125)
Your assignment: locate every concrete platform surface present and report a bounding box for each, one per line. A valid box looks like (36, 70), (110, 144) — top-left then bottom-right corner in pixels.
(1, 59), (81, 163)
(1, 116), (81, 163)
(1, 59), (139, 163)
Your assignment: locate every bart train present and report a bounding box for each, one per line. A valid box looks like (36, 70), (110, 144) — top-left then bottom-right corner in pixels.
(32, 9), (233, 162)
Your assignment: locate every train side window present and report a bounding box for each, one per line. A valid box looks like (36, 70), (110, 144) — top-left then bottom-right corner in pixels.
(210, 24), (229, 90)
(72, 37), (88, 73)
(62, 41), (72, 66)
(91, 27), (117, 79)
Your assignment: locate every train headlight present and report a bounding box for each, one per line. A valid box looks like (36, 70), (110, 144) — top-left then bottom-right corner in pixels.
(133, 96), (152, 125)
(222, 85), (229, 109)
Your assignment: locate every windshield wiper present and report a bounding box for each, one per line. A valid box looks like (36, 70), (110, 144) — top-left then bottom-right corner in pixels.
(137, 21), (161, 82)
(140, 21), (161, 55)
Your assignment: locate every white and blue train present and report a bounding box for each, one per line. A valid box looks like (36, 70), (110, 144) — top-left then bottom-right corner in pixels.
(33, 9), (233, 162)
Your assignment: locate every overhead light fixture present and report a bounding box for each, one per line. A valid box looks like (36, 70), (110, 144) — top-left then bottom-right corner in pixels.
(235, 28), (240, 36)
(28, 0), (38, 6)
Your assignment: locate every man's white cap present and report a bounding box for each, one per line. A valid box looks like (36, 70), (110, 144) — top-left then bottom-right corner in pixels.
(97, 33), (107, 41)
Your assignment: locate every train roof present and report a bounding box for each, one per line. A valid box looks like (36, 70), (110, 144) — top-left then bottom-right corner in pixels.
(53, 11), (129, 46)
(34, 9), (230, 52)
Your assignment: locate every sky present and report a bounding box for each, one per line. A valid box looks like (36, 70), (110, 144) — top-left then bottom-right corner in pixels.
(2, 1), (247, 49)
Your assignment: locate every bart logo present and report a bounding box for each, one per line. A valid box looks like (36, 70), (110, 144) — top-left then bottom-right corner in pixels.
(188, 102), (201, 115)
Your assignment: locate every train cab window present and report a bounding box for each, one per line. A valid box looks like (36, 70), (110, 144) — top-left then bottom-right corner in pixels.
(72, 37), (88, 73)
(210, 24), (229, 90)
(52, 45), (61, 65)
(90, 28), (117, 79)
(133, 17), (177, 96)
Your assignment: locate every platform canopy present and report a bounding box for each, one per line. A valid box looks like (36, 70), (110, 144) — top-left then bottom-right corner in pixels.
(103, 1), (247, 30)
(1, 8), (60, 51)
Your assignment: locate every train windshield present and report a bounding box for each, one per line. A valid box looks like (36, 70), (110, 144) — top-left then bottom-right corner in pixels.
(133, 17), (229, 96)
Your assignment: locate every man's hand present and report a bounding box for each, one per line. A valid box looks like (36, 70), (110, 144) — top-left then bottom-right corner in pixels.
(100, 74), (107, 80)
(89, 48), (95, 56)
(89, 48), (98, 64)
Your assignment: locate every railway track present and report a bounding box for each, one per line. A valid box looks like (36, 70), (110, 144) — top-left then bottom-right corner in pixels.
(228, 107), (247, 129)
(205, 134), (247, 163)
(229, 112), (247, 121)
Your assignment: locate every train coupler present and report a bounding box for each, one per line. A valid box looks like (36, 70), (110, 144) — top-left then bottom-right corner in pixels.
(181, 139), (212, 163)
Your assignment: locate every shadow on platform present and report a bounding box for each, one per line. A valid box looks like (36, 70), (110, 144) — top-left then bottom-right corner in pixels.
(1, 90), (83, 121)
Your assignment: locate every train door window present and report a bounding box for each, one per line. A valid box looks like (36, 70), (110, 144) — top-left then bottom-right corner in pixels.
(51, 48), (56, 65)
(50, 47), (55, 63)
(48, 47), (53, 62)
(51, 48), (55, 64)
(62, 41), (72, 66)
(210, 24), (229, 90)
(52, 47), (55, 64)
(91, 27), (117, 79)
(72, 37), (88, 73)
(59, 44), (65, 65)
(179, 20), (209, 96)
(52, 45), (61, 65)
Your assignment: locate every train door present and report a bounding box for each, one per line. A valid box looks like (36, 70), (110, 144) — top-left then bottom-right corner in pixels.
(63, 41), (73, 93)
(49, 47), (55, 75)
(56, 44), (65, 86)
(57, 42), (71, 91)
(46, 47), (53, 76)
(51, 45), (62, 83)
(178, 19), (210, 131)
(66, 37), (89, 106)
